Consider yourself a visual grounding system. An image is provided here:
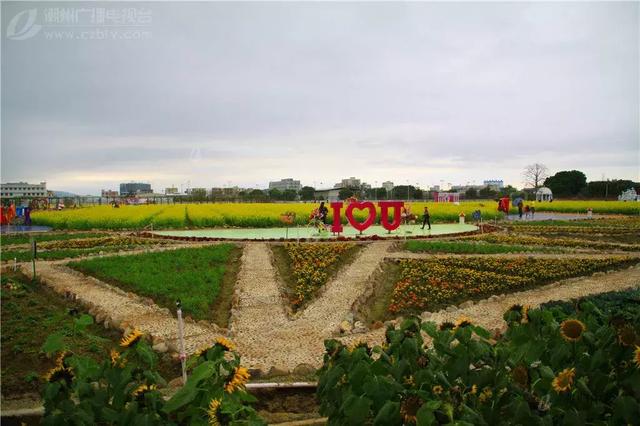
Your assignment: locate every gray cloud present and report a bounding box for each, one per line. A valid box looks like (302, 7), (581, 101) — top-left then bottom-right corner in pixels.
(2, 1), (638, 194)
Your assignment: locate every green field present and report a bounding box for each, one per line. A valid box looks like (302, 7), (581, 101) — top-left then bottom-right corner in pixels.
(68, 245), (241, 323)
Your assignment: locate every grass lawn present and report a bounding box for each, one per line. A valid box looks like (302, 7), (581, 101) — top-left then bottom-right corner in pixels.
(1, 246), (133, 262)
(68, 244), (241, 325)
(404, 240), (563, 254)
(0, 271), (181, 397)
(0, 232), (108, 245)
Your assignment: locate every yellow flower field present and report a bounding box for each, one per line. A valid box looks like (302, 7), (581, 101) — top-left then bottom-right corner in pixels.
(30, 200), (638, 230)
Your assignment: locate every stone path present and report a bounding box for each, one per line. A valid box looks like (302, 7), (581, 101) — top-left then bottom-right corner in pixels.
(229, 242), (393, 370)
(21, 261), (224, 355)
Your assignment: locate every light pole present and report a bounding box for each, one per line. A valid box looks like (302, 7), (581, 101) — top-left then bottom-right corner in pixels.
(406, 180), (410, 201)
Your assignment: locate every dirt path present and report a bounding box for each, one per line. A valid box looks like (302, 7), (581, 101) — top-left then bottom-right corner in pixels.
(340, 263), (640, 348)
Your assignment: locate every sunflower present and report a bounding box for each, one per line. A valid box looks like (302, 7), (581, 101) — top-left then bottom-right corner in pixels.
(454, 316), (473, 329)
(110, 349), (127, 368)
(552, 368), (575, 393)
(224, 366), (250, 393)
(560, 320), (586, 342)
(400, 395), (422, 424)
(478, 387), (492, 403)
(512, 365), (529, 388)
(215, 337), (235, 352)
(44, 365), (74, 385)
(439, 321), (455, 331)
(132, 383), (157, 397)
(432, 385), (443, 395)
(469, 384), (478, 395)
(207, 399), (221, 426)
(618, 325), (637, 347)
(120, 329), (144, 348)
(55, 351), (72, 368)
(403, 375), (415, 386)
(634, 346), (640, 369)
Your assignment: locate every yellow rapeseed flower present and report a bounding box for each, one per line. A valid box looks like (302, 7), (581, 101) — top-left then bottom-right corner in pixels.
(560, 320), (586, 342)
(224, 366), (250, 393)
(121, 329), (144, 348)
(552, 368), (575, 393)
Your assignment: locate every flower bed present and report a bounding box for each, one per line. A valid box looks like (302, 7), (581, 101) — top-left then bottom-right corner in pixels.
(466, 233), (640, 251)
(275, 243), (358, 310)
(388, 256), (637, 314)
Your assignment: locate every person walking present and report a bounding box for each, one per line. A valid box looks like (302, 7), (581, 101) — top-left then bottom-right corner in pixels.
(318, 201), (329, 224)
(517, 200), (524, 219)
(421, 206), (431, 230)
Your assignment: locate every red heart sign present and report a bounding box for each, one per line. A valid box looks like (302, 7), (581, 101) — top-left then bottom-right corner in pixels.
(345, 201), (376, 232)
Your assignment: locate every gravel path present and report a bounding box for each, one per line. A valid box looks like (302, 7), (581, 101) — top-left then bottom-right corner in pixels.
(21, 262), (224, 354)
(230, 242), (393, 370)
(340, 263), (640, 348)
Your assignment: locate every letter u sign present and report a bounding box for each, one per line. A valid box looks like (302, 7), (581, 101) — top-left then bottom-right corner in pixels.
(329, 201), (405, 233)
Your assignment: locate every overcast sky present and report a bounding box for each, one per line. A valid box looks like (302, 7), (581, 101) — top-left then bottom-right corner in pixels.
(2, 1), (638, 194)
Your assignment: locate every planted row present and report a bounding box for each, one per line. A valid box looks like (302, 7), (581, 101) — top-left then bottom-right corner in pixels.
(388, 256), (636, 314)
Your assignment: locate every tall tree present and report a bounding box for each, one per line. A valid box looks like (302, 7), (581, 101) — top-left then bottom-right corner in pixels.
(338, 188), (354, 200)
(299, 186), (315, 201)
(523, 163), (549, 189)
(544, 170), (587, 197)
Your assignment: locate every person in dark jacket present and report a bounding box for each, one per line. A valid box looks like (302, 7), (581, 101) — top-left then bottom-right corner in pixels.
(318, 202), (329, 224)
(421, 206), (431, 230)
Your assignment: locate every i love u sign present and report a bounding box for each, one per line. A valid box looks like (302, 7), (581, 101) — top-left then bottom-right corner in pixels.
(329, 201), (405, 233)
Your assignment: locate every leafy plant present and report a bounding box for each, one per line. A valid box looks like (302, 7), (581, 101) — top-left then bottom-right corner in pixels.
(318, 303), (640, 425)
(41, 332), (264, 425)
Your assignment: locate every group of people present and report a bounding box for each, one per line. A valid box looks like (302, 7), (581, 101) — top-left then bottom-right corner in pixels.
(0, 203), (32, 226)
(516, 200), (536, 220)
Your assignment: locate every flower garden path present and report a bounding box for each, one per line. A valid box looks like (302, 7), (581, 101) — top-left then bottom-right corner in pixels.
(17, 240), (640, 373)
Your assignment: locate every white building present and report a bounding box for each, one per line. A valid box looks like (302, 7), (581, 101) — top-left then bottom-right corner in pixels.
(1, 181), (47, 198)
(269, 178), (301, 192)
(618, 188), (639, 201)
(483, 180), (504, 190)
(536, 187), (553, 202)
(335, 177), (361, 188)
(382, 181), (394, 192)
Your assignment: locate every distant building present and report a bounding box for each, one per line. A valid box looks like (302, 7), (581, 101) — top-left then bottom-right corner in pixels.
(618, 188), (638, 202)
(186, 187), (207, 195)
(120, 182), (152, 196)
(269, 178), (301, 192)
(382, 181), (394, 192)
(101, 189), (118, 197)
(536, 187), (553, 202)
(314, 187), (342, 202)
(335, 177), (362, 189)
(483, 180), (504, 190)
(430, 185), (441, 192)
(1, 181), (47, 198)
(165, 186), (179, 195)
